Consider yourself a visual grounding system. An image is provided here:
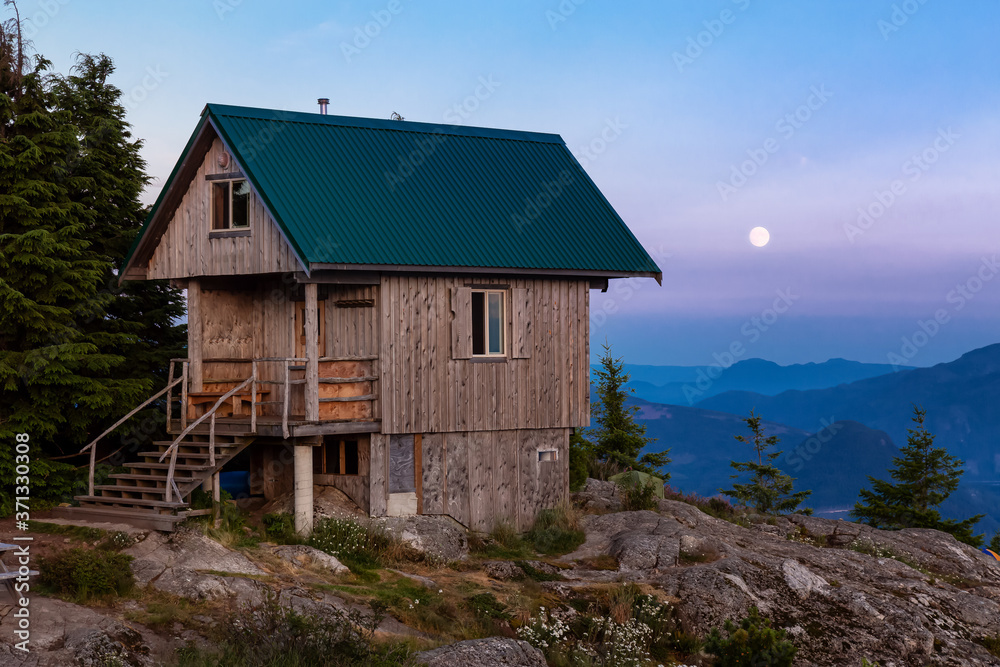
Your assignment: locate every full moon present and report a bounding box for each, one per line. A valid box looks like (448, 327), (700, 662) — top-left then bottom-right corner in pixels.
(749, 226), (770, 247)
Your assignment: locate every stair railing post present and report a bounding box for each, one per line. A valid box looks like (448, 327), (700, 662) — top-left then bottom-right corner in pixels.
(166, 360), (175, 433)
(283, 360), (290, 439)
(181, 361), (189, 432)
(166, 446), (178, 503)
(251, 359), (258, 434)
(209, 412), (216, 467)
(212, 472), (221, 529)
(88, 441), (96, 497)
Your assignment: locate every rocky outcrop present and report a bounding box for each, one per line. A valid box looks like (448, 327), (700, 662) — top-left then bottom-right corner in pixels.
(0, 596), (181, 667)
(375, 515), (469, 562)
(415, 637), (547, 666)
(565, 481), (1000, 666)
(269, 544), (349, 575)
(123, 526), (268, 603)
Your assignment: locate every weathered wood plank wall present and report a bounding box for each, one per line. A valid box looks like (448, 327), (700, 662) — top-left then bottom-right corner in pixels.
(147, 138), (301, 279)
(379, 276), (590, 434)
(389, 428), (569, 531)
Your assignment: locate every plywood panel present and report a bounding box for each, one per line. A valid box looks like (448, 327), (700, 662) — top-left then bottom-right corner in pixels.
(421, 433), (445, 514)
(388, 434), (416, 493)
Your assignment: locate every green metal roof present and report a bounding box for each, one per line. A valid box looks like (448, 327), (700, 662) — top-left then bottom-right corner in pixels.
(127, 104), (661, 279)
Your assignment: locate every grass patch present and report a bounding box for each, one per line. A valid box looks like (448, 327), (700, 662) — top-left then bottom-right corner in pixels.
(525, 503), (585, 556)
(37, 548), (134, 602)
(575, 554), (618, 571)
(26, 520), (105, 542)
(515, 561), (564, 582)
(977, 634), (1000, 658)
(469, 521), (533, 560)
(261, 512), (303, 545)
(308, 517), (407, 576)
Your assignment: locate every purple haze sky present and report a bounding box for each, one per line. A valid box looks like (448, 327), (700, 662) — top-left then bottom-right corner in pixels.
(21, 0), (1000, 367)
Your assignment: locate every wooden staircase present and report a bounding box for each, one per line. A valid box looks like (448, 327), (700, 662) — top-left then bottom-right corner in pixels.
(53, 433), (253, 532)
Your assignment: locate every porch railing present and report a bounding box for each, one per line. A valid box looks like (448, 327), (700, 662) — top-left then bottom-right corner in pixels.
(80, 356), (379, 506)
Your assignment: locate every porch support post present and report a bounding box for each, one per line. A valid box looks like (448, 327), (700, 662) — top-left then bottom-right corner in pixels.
(304, 282), (319, 422)
(188, 278), (203, 393)
(293, 442), (314, 535)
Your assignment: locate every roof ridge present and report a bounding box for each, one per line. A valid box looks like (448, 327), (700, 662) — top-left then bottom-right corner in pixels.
(203, 103), (565, 145)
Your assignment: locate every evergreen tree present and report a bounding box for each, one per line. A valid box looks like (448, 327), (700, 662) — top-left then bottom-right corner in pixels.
(852, 406), (983, 547)
(587, 341), (670, 478)
(0, 11), (184, 513)
(721, 410), (811, 516)
(51, 53), (185, 456)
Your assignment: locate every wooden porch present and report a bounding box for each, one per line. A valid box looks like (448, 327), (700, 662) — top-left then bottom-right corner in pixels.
(59, 353), (380, 531)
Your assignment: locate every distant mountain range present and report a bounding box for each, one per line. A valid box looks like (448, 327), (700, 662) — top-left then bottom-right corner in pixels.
(631, 344), (1000, 536)
(618, 358), (911, 406)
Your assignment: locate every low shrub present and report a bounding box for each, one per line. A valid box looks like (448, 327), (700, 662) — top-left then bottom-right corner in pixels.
(308, 517), (397, 574)
(526, 503), (585, 556)
(38, 548), (134, 602)
(618, 478), (658, 512)
(704, 606), (797, 666)
(175, 591), (412, 666)
(469, 521), (532, 559)
(465, 592), (511, 621)
(516, 585), (699, 666)
(262, 512), (301, 544)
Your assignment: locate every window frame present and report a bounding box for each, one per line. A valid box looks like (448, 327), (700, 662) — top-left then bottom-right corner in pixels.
(471, 288), (507, 358)
(211, 178), (251, 231)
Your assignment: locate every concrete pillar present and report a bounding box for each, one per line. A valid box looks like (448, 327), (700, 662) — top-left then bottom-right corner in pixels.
(304, 283), (319, 422)
(293, 444), (314, 535)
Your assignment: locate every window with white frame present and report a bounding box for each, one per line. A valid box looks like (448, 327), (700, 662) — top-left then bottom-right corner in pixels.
(211, 179), (251, 230)
(471, 289), (505, 356)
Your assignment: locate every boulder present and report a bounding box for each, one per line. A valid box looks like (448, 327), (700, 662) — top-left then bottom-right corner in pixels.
(572, 478), (622, 512)
(484, 560), (525, 581)
(269, 544), (348, 575)
(375, 515), (469, 562)
(124, 527), (265, 586)
(415, 637), (547, 666)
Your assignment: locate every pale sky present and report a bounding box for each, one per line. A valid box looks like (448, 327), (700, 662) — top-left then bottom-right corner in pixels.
(21, 0), (1000, 366)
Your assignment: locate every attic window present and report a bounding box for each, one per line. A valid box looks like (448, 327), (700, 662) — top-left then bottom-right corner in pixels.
(212, 179), (250, 230)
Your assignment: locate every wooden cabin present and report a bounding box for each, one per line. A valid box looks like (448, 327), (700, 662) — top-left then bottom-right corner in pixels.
(59, 103), (661, 533)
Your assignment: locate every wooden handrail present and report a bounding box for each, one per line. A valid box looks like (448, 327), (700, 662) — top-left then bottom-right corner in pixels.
(162, 376), (253, 502)
(81, 375), (184, 496)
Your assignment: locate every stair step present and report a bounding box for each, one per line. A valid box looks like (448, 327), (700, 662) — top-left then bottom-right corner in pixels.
(126, 463), (210, 472)
(95, 485), (168, 496)
(139, 451), (229, 460)
(108, 473), (170, 482)
(76, 495), (187, 509)
(49, 506), (188, 532)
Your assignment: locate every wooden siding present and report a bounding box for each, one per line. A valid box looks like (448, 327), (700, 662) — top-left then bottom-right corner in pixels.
(147, 138), (301, 279)
(380, 275), (590, 433)
(193, 279), (379, 419)
(370, 428), (569, 530)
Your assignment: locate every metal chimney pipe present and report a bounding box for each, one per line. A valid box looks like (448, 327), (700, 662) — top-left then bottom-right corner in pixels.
(317, 98), (329, 115)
